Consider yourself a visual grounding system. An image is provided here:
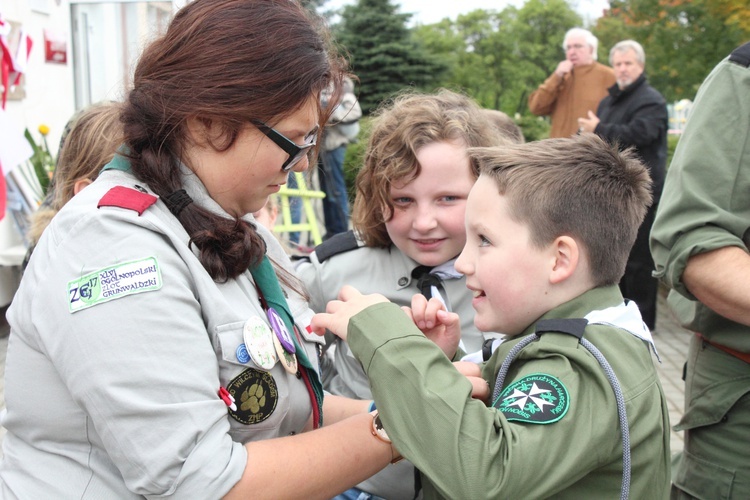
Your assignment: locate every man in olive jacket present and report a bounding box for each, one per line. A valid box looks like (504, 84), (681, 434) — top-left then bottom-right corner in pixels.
(578, 39), (667, 332)
(651, 41), (750, 499)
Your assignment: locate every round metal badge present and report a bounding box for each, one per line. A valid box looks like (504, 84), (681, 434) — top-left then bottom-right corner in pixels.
(243, 316), (277, 371)
(272, 329), (299, 375)
(236, 343), (251, 364)
(266, 307), (296, 354)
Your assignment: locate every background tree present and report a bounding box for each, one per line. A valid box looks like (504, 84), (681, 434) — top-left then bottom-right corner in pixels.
(593, 0), (749, 101)
(507, 0), (582, 112)
(413, 0), (580, 116)
(318, 0), (747, 147)
(333, 0), (446, 114)
(706, 0), (750, 35)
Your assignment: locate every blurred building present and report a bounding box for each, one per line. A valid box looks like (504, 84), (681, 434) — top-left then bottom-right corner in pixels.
(1, 0), (175, 306)
(668, 99), (693, 135)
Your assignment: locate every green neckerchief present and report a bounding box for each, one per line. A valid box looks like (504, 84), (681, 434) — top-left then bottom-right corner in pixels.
(102, 153), (324, 423)
(101, 151), (132, 172)
(102, 151), (323, 418)
(250, 255), (324, 427)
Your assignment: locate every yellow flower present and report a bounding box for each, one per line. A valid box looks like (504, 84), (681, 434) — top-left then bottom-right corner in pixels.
(38, 124), (50, 136)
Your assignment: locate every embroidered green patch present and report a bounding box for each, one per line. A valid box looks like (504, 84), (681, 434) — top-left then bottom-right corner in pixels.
(494, 373), (569, 424)
(67, 257), (162, 313)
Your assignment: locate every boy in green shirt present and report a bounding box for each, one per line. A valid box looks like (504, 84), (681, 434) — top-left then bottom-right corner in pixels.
(312, 133), (670, 498)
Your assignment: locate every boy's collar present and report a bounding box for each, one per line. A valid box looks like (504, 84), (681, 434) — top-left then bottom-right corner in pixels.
(516, 285), (624, 338)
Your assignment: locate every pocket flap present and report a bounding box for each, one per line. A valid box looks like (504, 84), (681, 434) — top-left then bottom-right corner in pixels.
(672, 450), (735, 499)
(216, 320), (249, 364)
(675, 377), (750, 431)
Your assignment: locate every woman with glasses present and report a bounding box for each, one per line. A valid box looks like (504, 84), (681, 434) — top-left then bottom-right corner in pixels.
(0, 0), (399, 497)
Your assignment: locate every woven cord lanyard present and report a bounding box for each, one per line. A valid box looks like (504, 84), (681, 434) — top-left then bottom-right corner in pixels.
(250, 255), (324, 428)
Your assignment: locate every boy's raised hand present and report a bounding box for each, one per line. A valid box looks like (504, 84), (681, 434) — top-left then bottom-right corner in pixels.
(309, 285), (390, 341)
(454, 361), (490, 403)
(403, 294), (462, 359)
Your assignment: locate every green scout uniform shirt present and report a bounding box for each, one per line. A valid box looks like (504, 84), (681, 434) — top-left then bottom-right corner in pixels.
(651, 49), (750, 355)
(347, 285), (670, 499)
(297, 233), (492, 499)
(650, 44), (750, 498)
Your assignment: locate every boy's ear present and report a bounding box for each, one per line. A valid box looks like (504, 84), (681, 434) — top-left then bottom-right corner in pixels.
(549, 235), (579, 284)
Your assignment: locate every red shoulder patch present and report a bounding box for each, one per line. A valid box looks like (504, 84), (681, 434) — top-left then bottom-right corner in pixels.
(98, 186), (158, 215)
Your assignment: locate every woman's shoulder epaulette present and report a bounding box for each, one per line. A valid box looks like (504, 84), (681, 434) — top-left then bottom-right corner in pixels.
(98, 186), (157, 215)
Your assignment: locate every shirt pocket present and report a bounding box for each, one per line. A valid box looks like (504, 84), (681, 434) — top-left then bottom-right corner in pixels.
(215, 320), (291, 437)
(672, 450), (736, 500)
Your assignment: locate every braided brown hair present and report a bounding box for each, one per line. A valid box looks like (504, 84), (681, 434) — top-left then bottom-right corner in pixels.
(121, 0), (346, 281)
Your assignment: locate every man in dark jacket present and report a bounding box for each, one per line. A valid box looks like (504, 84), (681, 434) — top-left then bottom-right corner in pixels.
(578, 39), (668, 330)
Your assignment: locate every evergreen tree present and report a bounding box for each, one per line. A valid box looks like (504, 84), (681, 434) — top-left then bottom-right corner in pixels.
(335, 0), (446, 114)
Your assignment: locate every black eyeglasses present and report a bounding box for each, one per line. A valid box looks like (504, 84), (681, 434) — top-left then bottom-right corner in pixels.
(251, 120), (318, 172)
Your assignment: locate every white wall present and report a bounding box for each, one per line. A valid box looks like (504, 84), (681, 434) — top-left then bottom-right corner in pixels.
(1, 1), (174, 304)
(1, 1), (75, 303)
(3, 0), (76, 155)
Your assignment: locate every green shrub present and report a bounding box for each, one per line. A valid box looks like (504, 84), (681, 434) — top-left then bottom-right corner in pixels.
(343, 117), (372, 200)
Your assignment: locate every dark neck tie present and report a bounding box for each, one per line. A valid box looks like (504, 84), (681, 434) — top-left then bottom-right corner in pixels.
(250, 255), (323, 428)
(412, 265), (443, 299)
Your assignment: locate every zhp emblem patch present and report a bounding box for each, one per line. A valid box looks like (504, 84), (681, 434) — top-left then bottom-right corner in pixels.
(226, 368), (278, 425)
(494, 373), (569, 424)
(67, 257), (162, 313)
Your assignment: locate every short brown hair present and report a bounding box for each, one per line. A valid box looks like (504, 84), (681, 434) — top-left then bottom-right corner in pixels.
(353, 89), (508, 247)
(471, 133), (652, 286)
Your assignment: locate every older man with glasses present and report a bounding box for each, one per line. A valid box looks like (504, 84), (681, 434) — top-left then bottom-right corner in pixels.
(528, 27), (615, 138)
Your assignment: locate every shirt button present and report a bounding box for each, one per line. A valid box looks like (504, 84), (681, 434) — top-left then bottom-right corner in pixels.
(398, 277), (408, 286)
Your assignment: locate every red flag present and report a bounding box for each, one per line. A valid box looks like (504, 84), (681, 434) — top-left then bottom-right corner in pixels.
(1, 16), (13, 110)
(0, 161), (6, 221)
(0, 17), (33, 109)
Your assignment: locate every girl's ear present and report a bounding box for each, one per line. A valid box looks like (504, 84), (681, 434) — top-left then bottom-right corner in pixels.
(549, 235), (579, 284)
(73, 178), (93, 196)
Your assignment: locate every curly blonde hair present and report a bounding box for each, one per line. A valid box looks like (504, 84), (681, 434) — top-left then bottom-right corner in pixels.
(352, 89), (509, 247)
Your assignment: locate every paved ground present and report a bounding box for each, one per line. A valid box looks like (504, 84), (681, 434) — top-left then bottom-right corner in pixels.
(0, 287), (692, 459)
(651, 286), (692, 456)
